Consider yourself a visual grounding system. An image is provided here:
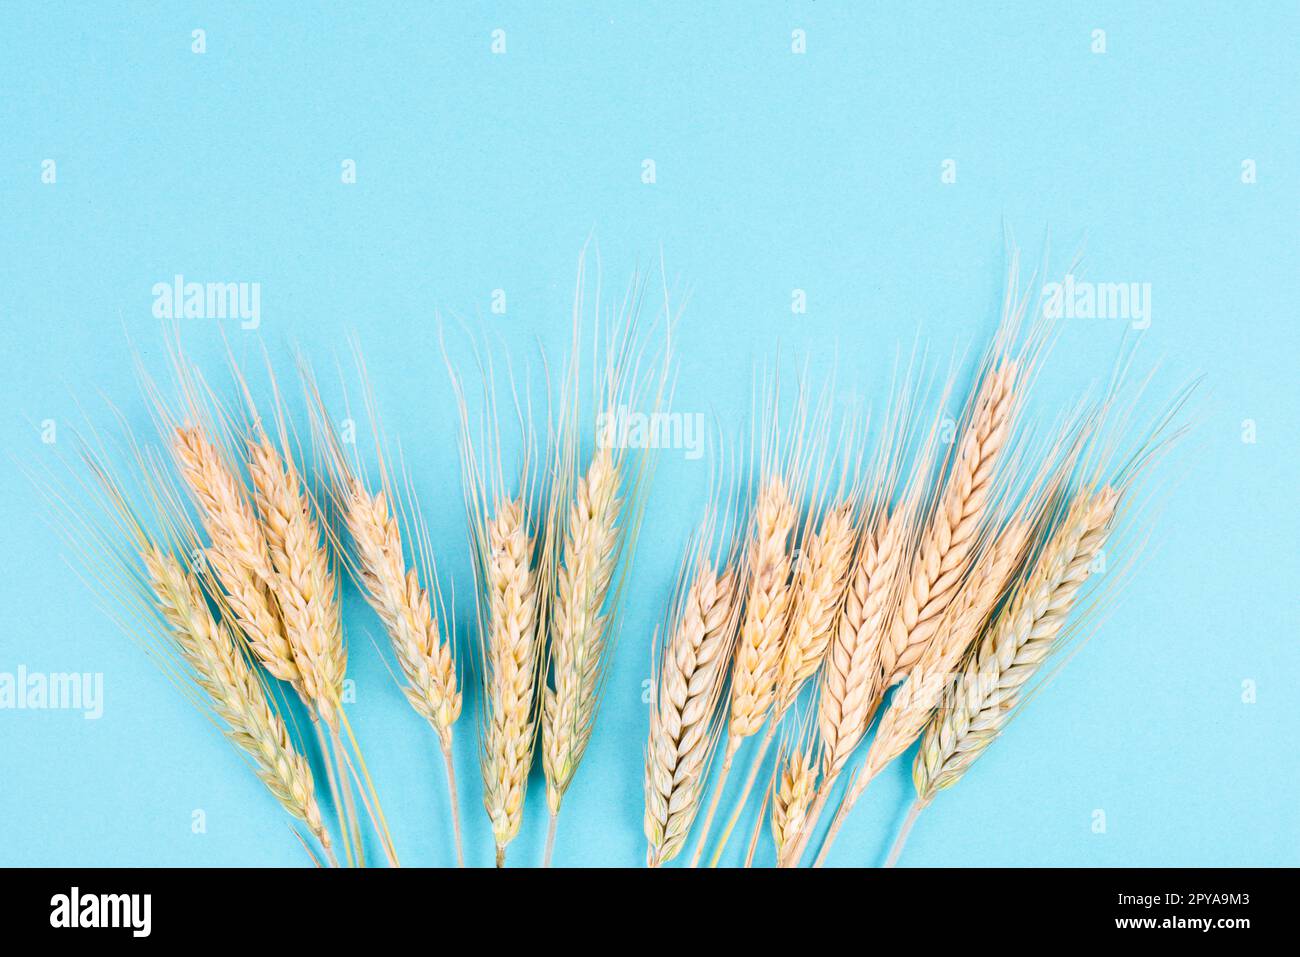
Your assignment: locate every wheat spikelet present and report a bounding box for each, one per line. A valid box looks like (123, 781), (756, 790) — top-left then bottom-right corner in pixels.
(775, 501), (856, 711)
(914, 487), (1117, 800)
(729, 477), (798, 737)
(644, 562), (738, 866)
(143, 545), (329, 851)
(248, 435), (346, 729)
(344, 477), (461, 743)
(542, 444), (623, 813)
(172, 426), (299, 687)
(880, 361), (1018, 684)
(817, 508), (906, 777)
(482, 497), (540, 857)
(771, 746), (817, 862)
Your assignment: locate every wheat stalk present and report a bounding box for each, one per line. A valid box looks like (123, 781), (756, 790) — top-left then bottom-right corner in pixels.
(689, 475), (796, 865)
(879, 361), (1018, 684)
(771, 745), (817, 864)
(143, 545), (334, 862)
(813, 516), (1031, 865)
(644, 561), (738, 866)
(172, 426), (300, 689)
(248, 435), (346, 731)
(542, 444), (623, 818)
(914, 487), (1117, 801)
(482, 497), (540, 865)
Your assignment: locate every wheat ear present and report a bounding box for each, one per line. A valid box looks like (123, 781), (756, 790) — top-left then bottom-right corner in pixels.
(248, 435), (347, 731)
(880, 361), (1018, 684)
(813, 517), (1030, 866)
(143, 546), (334, 862)
(780, 508), (907, 866)
(689, 476), (796, 865)
(542, 445), (623, 819)
(172, 426), (299, 688)
(729, 478), (799, 736)
(775, 501), (858, 709)
(482, 497), (540, 865)
(818, 509), (906, 776)
(644, 562), (738, 867)
(707, 499), (855, 865)
(771, 745), (817, 865)
(914, 488), (1117, 801)
(343, 474), (464, 862)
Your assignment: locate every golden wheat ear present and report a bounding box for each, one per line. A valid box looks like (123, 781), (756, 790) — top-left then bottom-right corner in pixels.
(298, 347), (460, 865)
(541, 251), (673, 864)
(138, 334), (304, 698)
(33, 418), (338, 865)
(444, 326), (545, 868)
(169, 341), (397, 869)
(643, 435), (743, 867)
(903, 380), (1197, 851)
(787, 352), (923, 865)
(688, 365), (803, 867)
(771, 739), (818, 867)
(702, 378), (866, 867)
(809, 398), (1092, 867)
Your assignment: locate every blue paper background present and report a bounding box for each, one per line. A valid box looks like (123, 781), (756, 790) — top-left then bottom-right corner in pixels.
(2, 2), (1296, 867)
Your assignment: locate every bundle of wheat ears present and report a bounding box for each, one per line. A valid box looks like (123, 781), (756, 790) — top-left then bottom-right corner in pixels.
(37, 252), (1189, 867)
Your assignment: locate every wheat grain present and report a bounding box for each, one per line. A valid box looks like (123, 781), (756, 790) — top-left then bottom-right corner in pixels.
(482, 497), (540, 862)
(542, 444), (623, 814)
(913, 487), (1117, 801)
(644, 562), (738, 866)
(172, 426), (299, 687)
(248, 435), (346, 730)
(143, 545), (332, 857)
(879, 361), (1018, 684)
